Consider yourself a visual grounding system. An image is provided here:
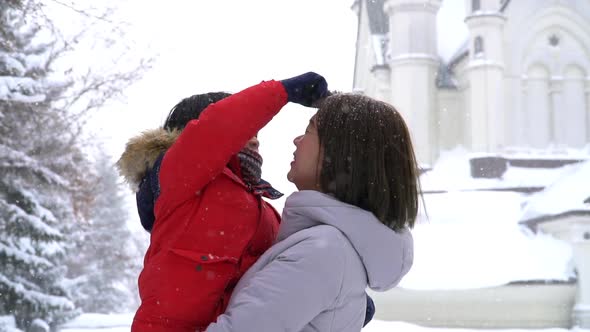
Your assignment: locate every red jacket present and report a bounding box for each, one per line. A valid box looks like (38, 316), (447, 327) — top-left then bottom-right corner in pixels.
(132, 81), (288, 331)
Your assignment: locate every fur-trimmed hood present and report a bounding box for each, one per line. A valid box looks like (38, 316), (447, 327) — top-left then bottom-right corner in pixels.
(116, 128), (180, 191)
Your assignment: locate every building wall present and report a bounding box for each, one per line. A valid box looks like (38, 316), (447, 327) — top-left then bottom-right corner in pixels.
(369, 283), (576, 328)
(502, 1), (590, 150)
(385, 0), (442, 163)
(390, 58), (439, 163)
(450, 0), (590, 155)
(437, 89), (464, 150)
(357, 0), (590, 163)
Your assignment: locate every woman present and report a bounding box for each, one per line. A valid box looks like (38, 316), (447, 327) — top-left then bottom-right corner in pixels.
(207, 93), (418, 332)
(117, 72), (330, 331)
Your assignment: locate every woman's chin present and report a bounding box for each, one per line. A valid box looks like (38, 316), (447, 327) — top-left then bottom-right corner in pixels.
(286, 169), (295, 183)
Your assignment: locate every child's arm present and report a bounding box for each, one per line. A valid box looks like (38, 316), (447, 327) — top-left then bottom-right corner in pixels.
(159, 72), (328, 206)
(158, 80), (288, 205)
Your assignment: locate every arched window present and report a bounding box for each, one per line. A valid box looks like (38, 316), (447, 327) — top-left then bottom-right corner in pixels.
(474, 36), (484, 56)
(472, 0), (481, 12)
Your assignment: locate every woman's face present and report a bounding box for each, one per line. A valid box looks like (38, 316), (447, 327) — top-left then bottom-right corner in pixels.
(287, 116), (321, 190)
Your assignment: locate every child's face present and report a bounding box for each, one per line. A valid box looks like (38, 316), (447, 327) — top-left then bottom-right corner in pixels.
(244, 134), (259, 153)
(287, 116), (322, 190)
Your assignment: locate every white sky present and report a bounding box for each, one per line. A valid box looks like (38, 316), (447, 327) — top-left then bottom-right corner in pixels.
(437, 0), (469, 61)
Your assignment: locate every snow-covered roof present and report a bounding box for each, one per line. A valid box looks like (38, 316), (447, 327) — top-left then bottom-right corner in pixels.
(436, 62), (458, 89)
(501, 0), (512, 12)
(447, 39), (469, 68)
(520, 160), (590, 223)
(420, 148), (588, 193)
(399, 189), (574, 290)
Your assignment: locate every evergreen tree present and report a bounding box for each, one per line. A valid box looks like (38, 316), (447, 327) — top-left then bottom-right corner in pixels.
(65, 150), (142, 313)
(0, 1), (80, 328)
(0, 0), (150, 329)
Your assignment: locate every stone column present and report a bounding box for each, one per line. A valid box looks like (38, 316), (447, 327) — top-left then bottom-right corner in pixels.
(586, 80), (590, 143)
(518, 80), (528, 147)
(538, 221), (590, 328)
(549, 78), (563, 146)
(371, 65), (391, 104)
(573, 231), (590, 328)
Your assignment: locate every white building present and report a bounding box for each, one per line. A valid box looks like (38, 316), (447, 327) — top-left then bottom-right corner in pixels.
(352, 0), (590, 165)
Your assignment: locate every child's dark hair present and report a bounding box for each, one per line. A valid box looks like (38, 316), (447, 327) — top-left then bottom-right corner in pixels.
(164, 92), (231, 131)
(315, 93), (420, 231)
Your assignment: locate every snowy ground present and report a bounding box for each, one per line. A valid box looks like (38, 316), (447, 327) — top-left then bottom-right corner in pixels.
(55, 313), (590, 332)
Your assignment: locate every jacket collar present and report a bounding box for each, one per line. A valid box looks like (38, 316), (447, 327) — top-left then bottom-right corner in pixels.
(117, 127), (282, 199)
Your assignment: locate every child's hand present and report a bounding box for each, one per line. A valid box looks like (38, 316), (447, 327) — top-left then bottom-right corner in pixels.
(281, 72), (330, 107)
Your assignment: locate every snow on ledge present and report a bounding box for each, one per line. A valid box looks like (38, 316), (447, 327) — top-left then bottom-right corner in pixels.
(60, 313), (134, 329)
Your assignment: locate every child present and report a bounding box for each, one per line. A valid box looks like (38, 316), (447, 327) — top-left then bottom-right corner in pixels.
(117, 72), (329, 331)
(207, 93), (418, 332)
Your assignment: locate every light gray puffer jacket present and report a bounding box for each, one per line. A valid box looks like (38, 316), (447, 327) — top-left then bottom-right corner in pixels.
(206, 190), (413, 332)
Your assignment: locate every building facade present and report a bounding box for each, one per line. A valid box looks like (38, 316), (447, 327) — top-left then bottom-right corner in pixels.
(353, 0), (590, 164)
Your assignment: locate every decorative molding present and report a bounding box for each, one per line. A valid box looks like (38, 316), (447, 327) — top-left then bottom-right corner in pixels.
(466, 59), (504, 71)
(548, 34), (560, 47)
(465, 13), (507, 27)
(389, 55), (439, 67)
(384, 1), (441, 15)
(370, 64), (391, 72)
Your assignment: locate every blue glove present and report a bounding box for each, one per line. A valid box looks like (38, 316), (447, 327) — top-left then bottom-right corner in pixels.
(364, 293), (375, 327)
(280, 72), (330, 107)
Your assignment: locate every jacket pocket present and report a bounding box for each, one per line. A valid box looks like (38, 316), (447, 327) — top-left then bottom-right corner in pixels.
(169, 248), (239, 265)
(159, 248), (240, 326)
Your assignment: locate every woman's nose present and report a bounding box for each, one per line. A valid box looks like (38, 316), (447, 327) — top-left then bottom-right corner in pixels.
(293, 135), (303, 145)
